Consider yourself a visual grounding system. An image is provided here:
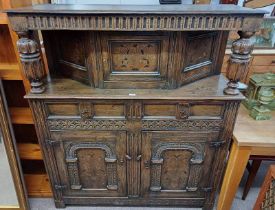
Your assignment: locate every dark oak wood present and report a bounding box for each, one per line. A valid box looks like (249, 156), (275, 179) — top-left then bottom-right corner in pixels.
(7, 3), (265, 210)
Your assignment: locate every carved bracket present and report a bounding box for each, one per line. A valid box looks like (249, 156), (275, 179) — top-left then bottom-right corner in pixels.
(177, 103), (190, 120)
(79, 102), (94, 119)
(17, 34), (46, 93)
(224, 31), (255, 95)
(126, 101), (143, 120)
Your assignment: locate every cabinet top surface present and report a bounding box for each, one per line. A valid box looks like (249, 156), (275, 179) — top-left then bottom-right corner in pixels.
(233, 105), (275, 147)
(7, 3), (266, 15)
(25, 75), (245, 100)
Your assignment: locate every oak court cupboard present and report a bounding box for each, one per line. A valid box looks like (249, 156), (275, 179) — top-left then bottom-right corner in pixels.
(7, 3), (265, 209)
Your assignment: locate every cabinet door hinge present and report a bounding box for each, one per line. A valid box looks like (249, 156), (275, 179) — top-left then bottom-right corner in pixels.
(54, 184), (66, 190)
(202, 187), (212, 192)
(46, 139), (60, 146)
(210, 141), (225, 148)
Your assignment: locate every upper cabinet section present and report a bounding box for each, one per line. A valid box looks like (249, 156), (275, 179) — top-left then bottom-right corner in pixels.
(7, 4), (266, 32)
(6, 4), (266, 92)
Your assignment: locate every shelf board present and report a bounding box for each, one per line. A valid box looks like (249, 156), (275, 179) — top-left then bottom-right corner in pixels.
(18, 143), (42, 160)
(0, 13), (8, 25)
(0, 63), (22, 80)
(9, 107), (34, 124)
(24, 174), (52, 197)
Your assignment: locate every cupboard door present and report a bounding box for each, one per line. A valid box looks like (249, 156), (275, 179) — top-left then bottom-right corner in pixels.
(50, 131), (127, 197)
(141, 131), (219, 198)
(100, 32), (170, 89)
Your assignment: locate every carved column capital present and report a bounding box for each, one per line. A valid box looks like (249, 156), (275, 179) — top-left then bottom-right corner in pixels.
(17, 32), (45, 93)
(224, 31), (255, 95)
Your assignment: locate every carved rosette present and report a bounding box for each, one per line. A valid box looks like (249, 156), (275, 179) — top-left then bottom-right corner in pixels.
(17, 37), (45, 93)
(150, 142), (204, 192)
(79, 102), (93, 119)
(224, 31), (255, 95)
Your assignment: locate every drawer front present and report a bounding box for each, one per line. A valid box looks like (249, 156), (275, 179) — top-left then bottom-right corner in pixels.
(45, 100), (225, 122)
(252, 55), (275, 66)
(45, 100), (126, 120)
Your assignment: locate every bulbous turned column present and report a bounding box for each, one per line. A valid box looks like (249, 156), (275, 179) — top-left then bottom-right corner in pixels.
(224, 31), (255, 95)
(17, 35), (45, 93)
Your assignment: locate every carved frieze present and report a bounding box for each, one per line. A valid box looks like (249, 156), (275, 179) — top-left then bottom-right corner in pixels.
(47, 119), (127, 130)
(8, 14), (261, 32)
(142, 119), (223, 130)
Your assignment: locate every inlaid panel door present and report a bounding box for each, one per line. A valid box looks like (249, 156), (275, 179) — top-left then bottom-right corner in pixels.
(49, 130), (127, 197)
(141, 131), (219, 198)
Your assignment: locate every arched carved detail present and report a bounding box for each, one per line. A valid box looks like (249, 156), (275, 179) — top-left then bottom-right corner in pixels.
(66, 142), (116, 161)
(150, 142), (205, 192)
(65, 142), (118, 191)
(152, 142), (204, 164)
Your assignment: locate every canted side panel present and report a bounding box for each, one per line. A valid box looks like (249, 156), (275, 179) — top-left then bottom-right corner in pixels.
(43, 31), (91, 85)
(180, 31), (224, 86)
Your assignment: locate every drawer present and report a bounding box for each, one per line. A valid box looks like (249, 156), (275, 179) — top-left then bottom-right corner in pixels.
(143, 102), (225, 120)
(45, 101), (126, 119)
(252, 55), (275, 66)
(45, 101), (225, 120)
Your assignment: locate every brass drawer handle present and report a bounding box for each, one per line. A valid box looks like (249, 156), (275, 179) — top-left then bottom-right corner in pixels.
(136, 154), (142, 161)
(125, 154), (132, 160)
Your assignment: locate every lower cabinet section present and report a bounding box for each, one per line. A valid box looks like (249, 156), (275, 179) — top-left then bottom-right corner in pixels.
(50, 130), (216, 207)
(29, 99), (240, 209)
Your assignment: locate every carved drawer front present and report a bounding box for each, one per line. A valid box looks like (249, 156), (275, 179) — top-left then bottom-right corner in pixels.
(141, 131), (220, 199)
(49, 131), (127, 197)
(99, 32), (170, 89)
(45, 101), (126, 120)
(143, 102), (225, 120)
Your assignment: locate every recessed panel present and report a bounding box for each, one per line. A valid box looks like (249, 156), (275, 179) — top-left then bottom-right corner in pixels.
(94, 104), (125, 117)
(144, 104), (176, 118)
(101, 32), (170, 89)
(161, 150), (192, 190)
(78, 148), (108, 189)
(47, 103), (79, 117)
(110, 41), (160, 73)
(184, 32), (215, 72)
(190, 105), (223, 117)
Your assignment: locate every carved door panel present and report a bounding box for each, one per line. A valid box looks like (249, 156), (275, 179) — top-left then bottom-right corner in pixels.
(100, 32), (170, 89)
(141, 131), (219, 198)
(50, 131), (127, 197)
